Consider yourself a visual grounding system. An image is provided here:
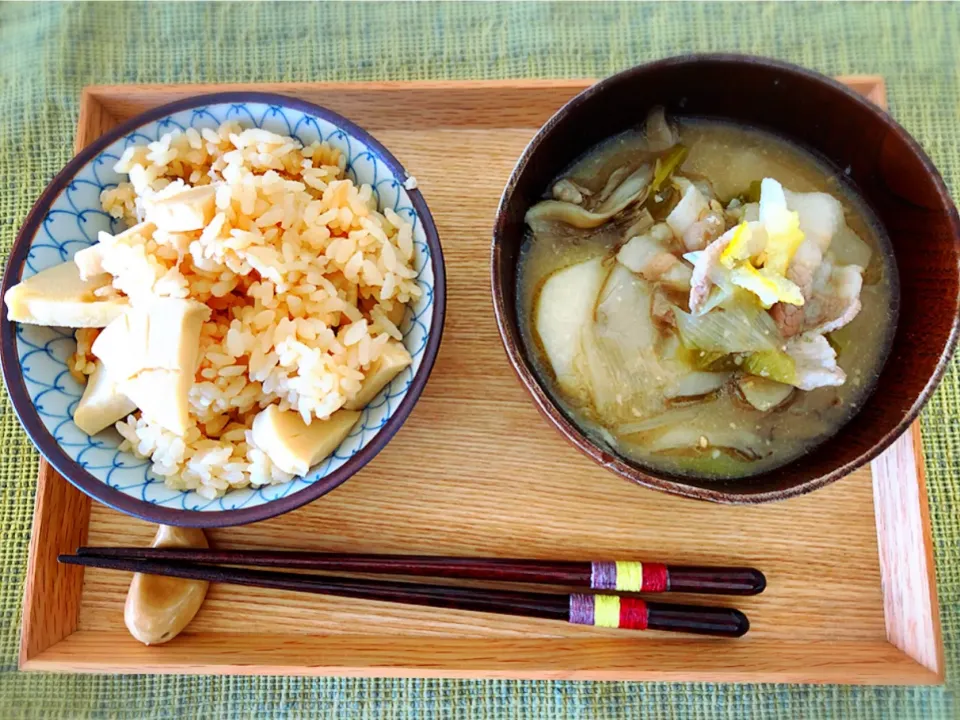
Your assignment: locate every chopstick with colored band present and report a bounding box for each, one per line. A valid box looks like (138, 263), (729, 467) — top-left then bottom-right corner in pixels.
(74, 548), (766, 596)
(569, 594), (748, 636)
(594, 563), (767, 595)
(59, 554), (750, 638)
(591, 561), (667, 592)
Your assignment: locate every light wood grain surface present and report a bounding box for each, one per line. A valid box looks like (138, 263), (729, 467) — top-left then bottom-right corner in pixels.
(871, 423), (943, 674)
(20, 77), (942, 683)
(19, 460), (89, 667)
(25, 632), (940, 685)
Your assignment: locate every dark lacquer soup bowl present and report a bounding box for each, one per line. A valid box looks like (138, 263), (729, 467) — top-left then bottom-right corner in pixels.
(492, 54), (960, 503)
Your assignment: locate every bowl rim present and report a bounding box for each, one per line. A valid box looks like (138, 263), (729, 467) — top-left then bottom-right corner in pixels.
(0, 90), (446, 527)
(491, 53), (960, 503)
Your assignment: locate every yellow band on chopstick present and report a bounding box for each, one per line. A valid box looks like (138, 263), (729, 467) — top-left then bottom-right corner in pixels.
(593, 595), (621, 628)
(614, 561), (643, 592)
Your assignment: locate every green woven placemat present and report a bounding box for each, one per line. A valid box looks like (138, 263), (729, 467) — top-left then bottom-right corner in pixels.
(0, 2), (957, 717)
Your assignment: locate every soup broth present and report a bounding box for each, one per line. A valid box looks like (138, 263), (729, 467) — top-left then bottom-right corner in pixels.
(518, 116), (897, 479)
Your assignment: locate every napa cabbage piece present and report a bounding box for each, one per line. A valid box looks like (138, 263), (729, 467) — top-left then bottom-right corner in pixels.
(743, 340), (848, 392)
(730, 263), (804, 308)
(674, 293), (781, 354)
(741, 351), (797, 385)
(692, 181), (807, 310)
(697, 283), (736, 317)
(577, 264), (669, 421)
(690, 350), (739, 372)
(719, 222), (755, 268)
(685, 252), (736, 317)
(757, 179), (807, 274)
(733, 179), (799, 275)
(686, 222), (768, 315)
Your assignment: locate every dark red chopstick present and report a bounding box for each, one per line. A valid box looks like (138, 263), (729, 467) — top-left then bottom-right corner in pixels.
(59, 554), (749, 638)
(74, 547), (765, 595)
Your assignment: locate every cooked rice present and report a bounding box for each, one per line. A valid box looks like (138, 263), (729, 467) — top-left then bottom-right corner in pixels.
(94, 121), (419, 499)
(68, 328), (100, 382)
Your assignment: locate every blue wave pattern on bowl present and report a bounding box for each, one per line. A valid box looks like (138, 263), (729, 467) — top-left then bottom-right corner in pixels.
(16, 102), (434, 511)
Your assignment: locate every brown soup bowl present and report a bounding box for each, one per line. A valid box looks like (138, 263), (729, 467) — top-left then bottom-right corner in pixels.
(491, 54), (960, 503)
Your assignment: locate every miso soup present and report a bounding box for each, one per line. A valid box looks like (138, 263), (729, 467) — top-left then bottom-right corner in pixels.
(518, 111), (897, 478)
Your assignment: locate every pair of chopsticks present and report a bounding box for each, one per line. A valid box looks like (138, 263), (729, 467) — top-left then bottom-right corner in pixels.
(59, 549), (764, 637)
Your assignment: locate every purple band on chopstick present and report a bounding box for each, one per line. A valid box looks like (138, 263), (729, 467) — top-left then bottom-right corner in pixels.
(569, 593), (595, 625)
(590, 561), (617, 590)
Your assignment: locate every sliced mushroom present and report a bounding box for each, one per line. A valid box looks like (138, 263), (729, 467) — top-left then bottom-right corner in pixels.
(124, 525), (209, 646)
(644, 106), (678, 152)
(594, 164), (653, 215)
(552, 178), (588, 205)
(736, 375), (795, 412)
(526, 165), (652, 229)
(665, 371), (731, 400)
(619, 208), (655, 241)
(617, 403), (713, 437)
(595, 166), (632, 205)
(642, 425), (767, 460)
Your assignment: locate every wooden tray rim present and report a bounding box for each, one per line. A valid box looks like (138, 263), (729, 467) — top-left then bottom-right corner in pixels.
(18, 76), (942, 685)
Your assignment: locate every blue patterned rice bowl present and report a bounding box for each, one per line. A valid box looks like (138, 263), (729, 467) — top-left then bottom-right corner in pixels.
(0, 93), (445, 527)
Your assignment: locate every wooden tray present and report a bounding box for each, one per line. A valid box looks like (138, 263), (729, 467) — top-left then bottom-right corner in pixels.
(18, 78), (944, 684)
